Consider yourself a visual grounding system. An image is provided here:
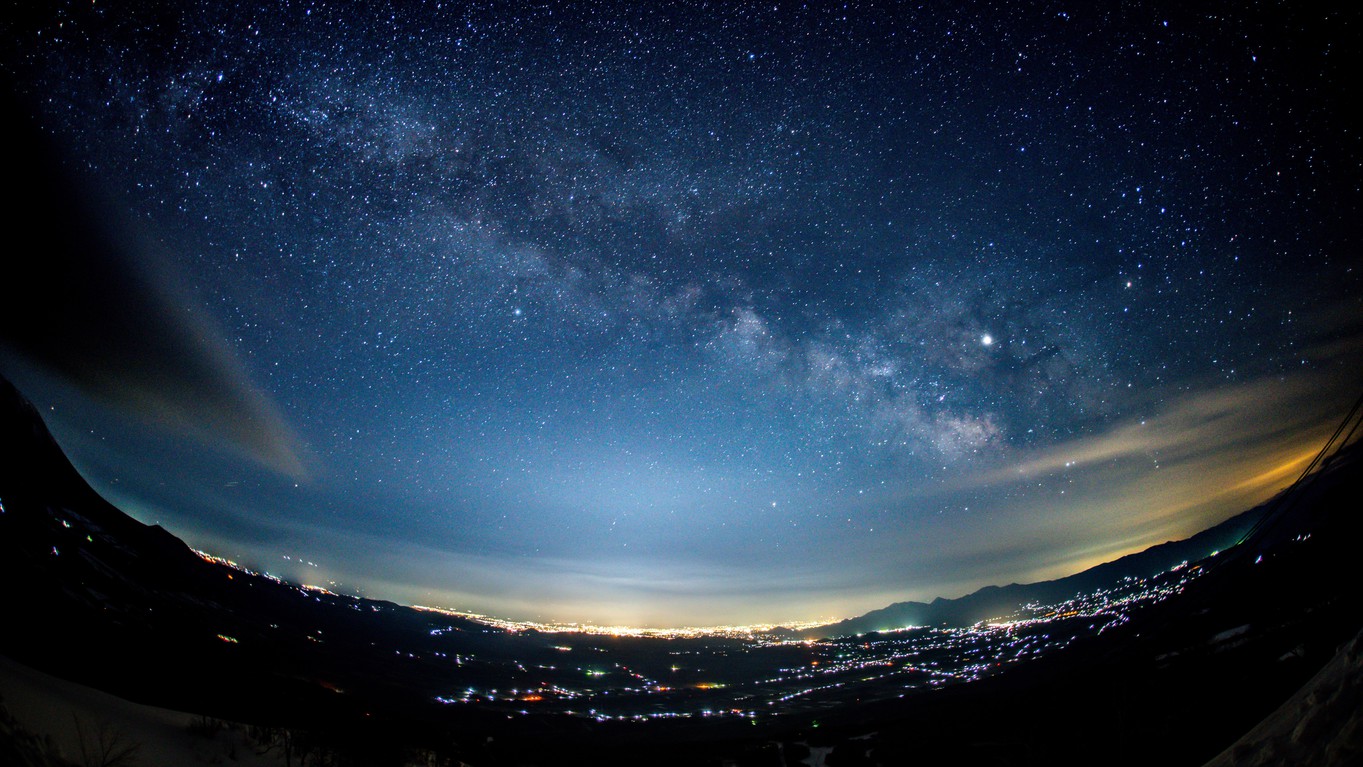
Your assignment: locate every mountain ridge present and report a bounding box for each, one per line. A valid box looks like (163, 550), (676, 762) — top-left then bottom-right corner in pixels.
(801, 498), (1270, 638)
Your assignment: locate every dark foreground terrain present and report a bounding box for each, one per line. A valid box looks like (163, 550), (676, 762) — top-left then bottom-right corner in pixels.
(2, 374), (1361, 766)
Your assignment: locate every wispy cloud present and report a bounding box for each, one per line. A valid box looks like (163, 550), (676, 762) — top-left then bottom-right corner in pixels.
(0, 130), (308, 479)
(886, 369), (1360, 593)
(973, 374), (1335, 487)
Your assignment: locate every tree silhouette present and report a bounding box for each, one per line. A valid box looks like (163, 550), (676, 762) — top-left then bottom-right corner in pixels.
(71, 715), (141, 767)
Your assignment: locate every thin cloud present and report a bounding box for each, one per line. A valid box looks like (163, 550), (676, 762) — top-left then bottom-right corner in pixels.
(972, 374), (1334, 488)
(0, 117), (308, 479)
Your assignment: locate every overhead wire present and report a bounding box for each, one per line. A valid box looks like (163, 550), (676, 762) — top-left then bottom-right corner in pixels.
(1234, 387), (1363, 547)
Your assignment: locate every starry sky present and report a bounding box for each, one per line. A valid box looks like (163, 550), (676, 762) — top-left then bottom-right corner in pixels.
(2, 1), (1360, 627)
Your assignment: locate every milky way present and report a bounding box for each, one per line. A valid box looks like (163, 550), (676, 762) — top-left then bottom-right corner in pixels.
(3, 1), (1359, 625)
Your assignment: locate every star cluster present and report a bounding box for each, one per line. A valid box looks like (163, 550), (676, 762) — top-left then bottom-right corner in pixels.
(3, 1), (1359, 625)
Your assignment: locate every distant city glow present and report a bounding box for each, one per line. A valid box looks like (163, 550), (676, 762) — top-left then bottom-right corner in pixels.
(412, 605), (833, 640)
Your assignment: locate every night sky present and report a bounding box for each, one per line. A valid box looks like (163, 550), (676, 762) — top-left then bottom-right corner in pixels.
(2, 1), (1360, 627)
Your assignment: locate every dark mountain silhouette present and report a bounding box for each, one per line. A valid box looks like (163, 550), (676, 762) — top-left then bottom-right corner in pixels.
(0, 374), (504, 731)
(808, 388), (1363, 641)
(0, 374), (200, 564)
(805, 504), (1266, 638)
